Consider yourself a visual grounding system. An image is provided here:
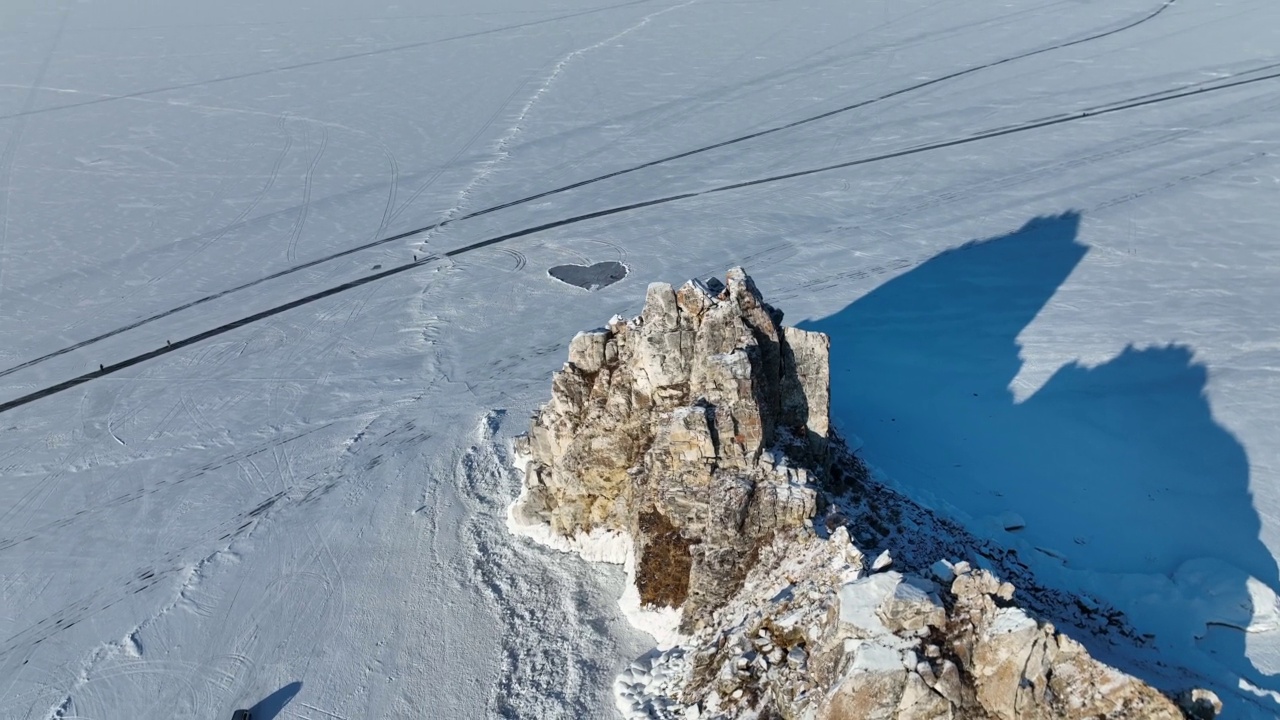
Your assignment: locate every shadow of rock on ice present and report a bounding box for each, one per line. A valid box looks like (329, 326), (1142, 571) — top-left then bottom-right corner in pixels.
(800, 212), (1280, 715)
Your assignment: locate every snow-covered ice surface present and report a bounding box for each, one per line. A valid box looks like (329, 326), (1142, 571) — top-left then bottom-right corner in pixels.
(2, 0), (1280, 716)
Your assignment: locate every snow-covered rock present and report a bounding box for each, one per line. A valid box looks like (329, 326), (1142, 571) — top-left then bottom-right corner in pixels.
(513, 267), (829, 631)
(510, 268), (1196, 719)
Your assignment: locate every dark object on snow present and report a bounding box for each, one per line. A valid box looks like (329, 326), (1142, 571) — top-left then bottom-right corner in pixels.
(99, 364), (104, 371)
(231, 711), (252, 720)
(548, 261), (628, 290)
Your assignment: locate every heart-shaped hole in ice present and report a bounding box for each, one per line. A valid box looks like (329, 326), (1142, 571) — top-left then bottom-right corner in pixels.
(548, 261), (628, 290)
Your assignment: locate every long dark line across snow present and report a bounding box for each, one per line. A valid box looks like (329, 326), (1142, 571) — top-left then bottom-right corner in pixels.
(3, 61), (1280, 415)
(0, 0), (1182, 380)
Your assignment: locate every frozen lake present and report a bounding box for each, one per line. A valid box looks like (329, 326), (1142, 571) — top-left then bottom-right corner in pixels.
(2, 0), (1280, 716)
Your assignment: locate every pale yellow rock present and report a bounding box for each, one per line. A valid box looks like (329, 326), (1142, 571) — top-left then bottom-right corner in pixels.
(818, 665), (907, 720)
(567, 329), (607, 373)
(896, 672), (954, 720)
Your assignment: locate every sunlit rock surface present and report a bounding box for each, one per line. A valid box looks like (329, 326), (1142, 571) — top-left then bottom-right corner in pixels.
(510, 268), (1194, 719)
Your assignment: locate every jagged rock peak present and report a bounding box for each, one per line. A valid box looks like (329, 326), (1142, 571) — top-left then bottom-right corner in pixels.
(508, 268), (1202, 720)
(512, 268), (831, 630)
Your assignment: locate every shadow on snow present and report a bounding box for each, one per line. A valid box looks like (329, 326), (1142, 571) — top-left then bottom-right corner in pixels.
(249, 681), (301, 720)
(799, 212), (1278, 711)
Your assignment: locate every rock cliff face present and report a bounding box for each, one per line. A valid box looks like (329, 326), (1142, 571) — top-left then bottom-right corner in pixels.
(510, 268), (1198, 719)
(512, 268), (829, 630)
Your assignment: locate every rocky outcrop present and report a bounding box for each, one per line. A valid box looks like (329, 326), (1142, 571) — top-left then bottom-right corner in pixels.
(510, 268), (1200, 719)
(825, 560), (1183, 720)
(617, 530), (1187, 720)
(512, 268), (830, 630)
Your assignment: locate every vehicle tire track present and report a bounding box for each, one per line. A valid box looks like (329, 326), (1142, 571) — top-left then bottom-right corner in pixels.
(780, 154), (1270, 303)
(428, 0), (701, 241)
(529, 0), (1074, 186)
(152, 114), (296, 285)
(181, 115), (295, 266)
(502, 248), (527, 272)
(372, 143), (400, 241)
(0, 0), (656, 122)
(736, 241), (795, 269)
(0, 0), (1187, 380)
(385, 74), (534, 231)
(5, 62), (1280, 415)
(437, 0), (1180, 224)
(56, 115), (297, 339)
(855, 124), (1202, 229)
(0, 3), (70, 320)
(586, 236), (628, 264)
(1090, 152), (1265, 214)
(0, 499), (274, 669)
(13, 483), (317, 718)
(0, 424), (331, 552)
(0, 449), (82, 539)
(287, 124), (328, 263)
